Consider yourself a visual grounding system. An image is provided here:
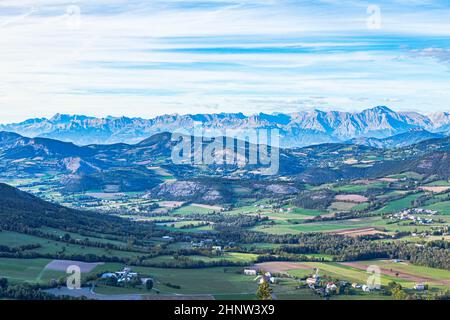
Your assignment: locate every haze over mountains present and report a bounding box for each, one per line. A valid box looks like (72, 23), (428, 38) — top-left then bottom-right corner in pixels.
(1, 106), (449, 148)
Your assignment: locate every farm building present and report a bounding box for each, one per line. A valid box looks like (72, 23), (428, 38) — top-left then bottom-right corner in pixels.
(244, 269), (257, 276)
(255, 274), (277, 284)
(326, 283), (337, 293)
(414, 283), (426, 291)
(101, 267), (139, 283)
(306, 274), (320, 286)
(362, 285), (371, 292)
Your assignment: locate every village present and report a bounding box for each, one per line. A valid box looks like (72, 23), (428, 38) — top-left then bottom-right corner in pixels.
(388, 208), (439, 225)
(100, 267), (153, 288)
(242, 262), (431, 298)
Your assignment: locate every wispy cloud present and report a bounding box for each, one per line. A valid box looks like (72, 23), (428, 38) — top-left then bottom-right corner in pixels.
(411, 48), (450, 62)
(0, 0), (449, 123)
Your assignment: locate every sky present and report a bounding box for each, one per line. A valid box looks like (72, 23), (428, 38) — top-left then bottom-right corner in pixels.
(0, 0), (450, 123)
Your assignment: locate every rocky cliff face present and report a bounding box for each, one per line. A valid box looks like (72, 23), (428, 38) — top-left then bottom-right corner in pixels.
(1, 106), (448, 147)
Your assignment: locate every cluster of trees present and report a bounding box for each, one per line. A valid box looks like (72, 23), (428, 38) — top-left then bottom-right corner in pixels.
(256, 281), (273, 300)
(216, 231), (449, 270)
(0, 183), (162, 243)
(97, 275), (147, 289)
(0, 278), (84, 300)
(383, 282), (448, 300)
(135, 257), (247, 269)
(255, 254), (327, 263)
(414, 191), (450, 209)
(178, 212), (266, 229)
(0, 246), (247, 269)
(292, 190), (335, 210)
(0, 249), (138, 264)
(4, 228), (154, 255)
(386, 282), (410, 300)
(283, 237), (449, 270)
(0, 243), (41, 253)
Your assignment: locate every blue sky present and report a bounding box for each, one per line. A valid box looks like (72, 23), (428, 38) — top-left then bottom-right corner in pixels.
(0, 0), (449, 122)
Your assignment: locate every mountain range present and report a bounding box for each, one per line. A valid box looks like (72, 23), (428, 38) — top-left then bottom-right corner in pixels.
(346, 128), (446, 149)
(1, 106), (449, 148)
(1, 129), (449, 198)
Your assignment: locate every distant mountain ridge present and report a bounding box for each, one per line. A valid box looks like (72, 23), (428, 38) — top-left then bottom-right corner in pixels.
(347, 129), (446, 149)
(1, 106), (449, 148)
(1, 130), (449, 196)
